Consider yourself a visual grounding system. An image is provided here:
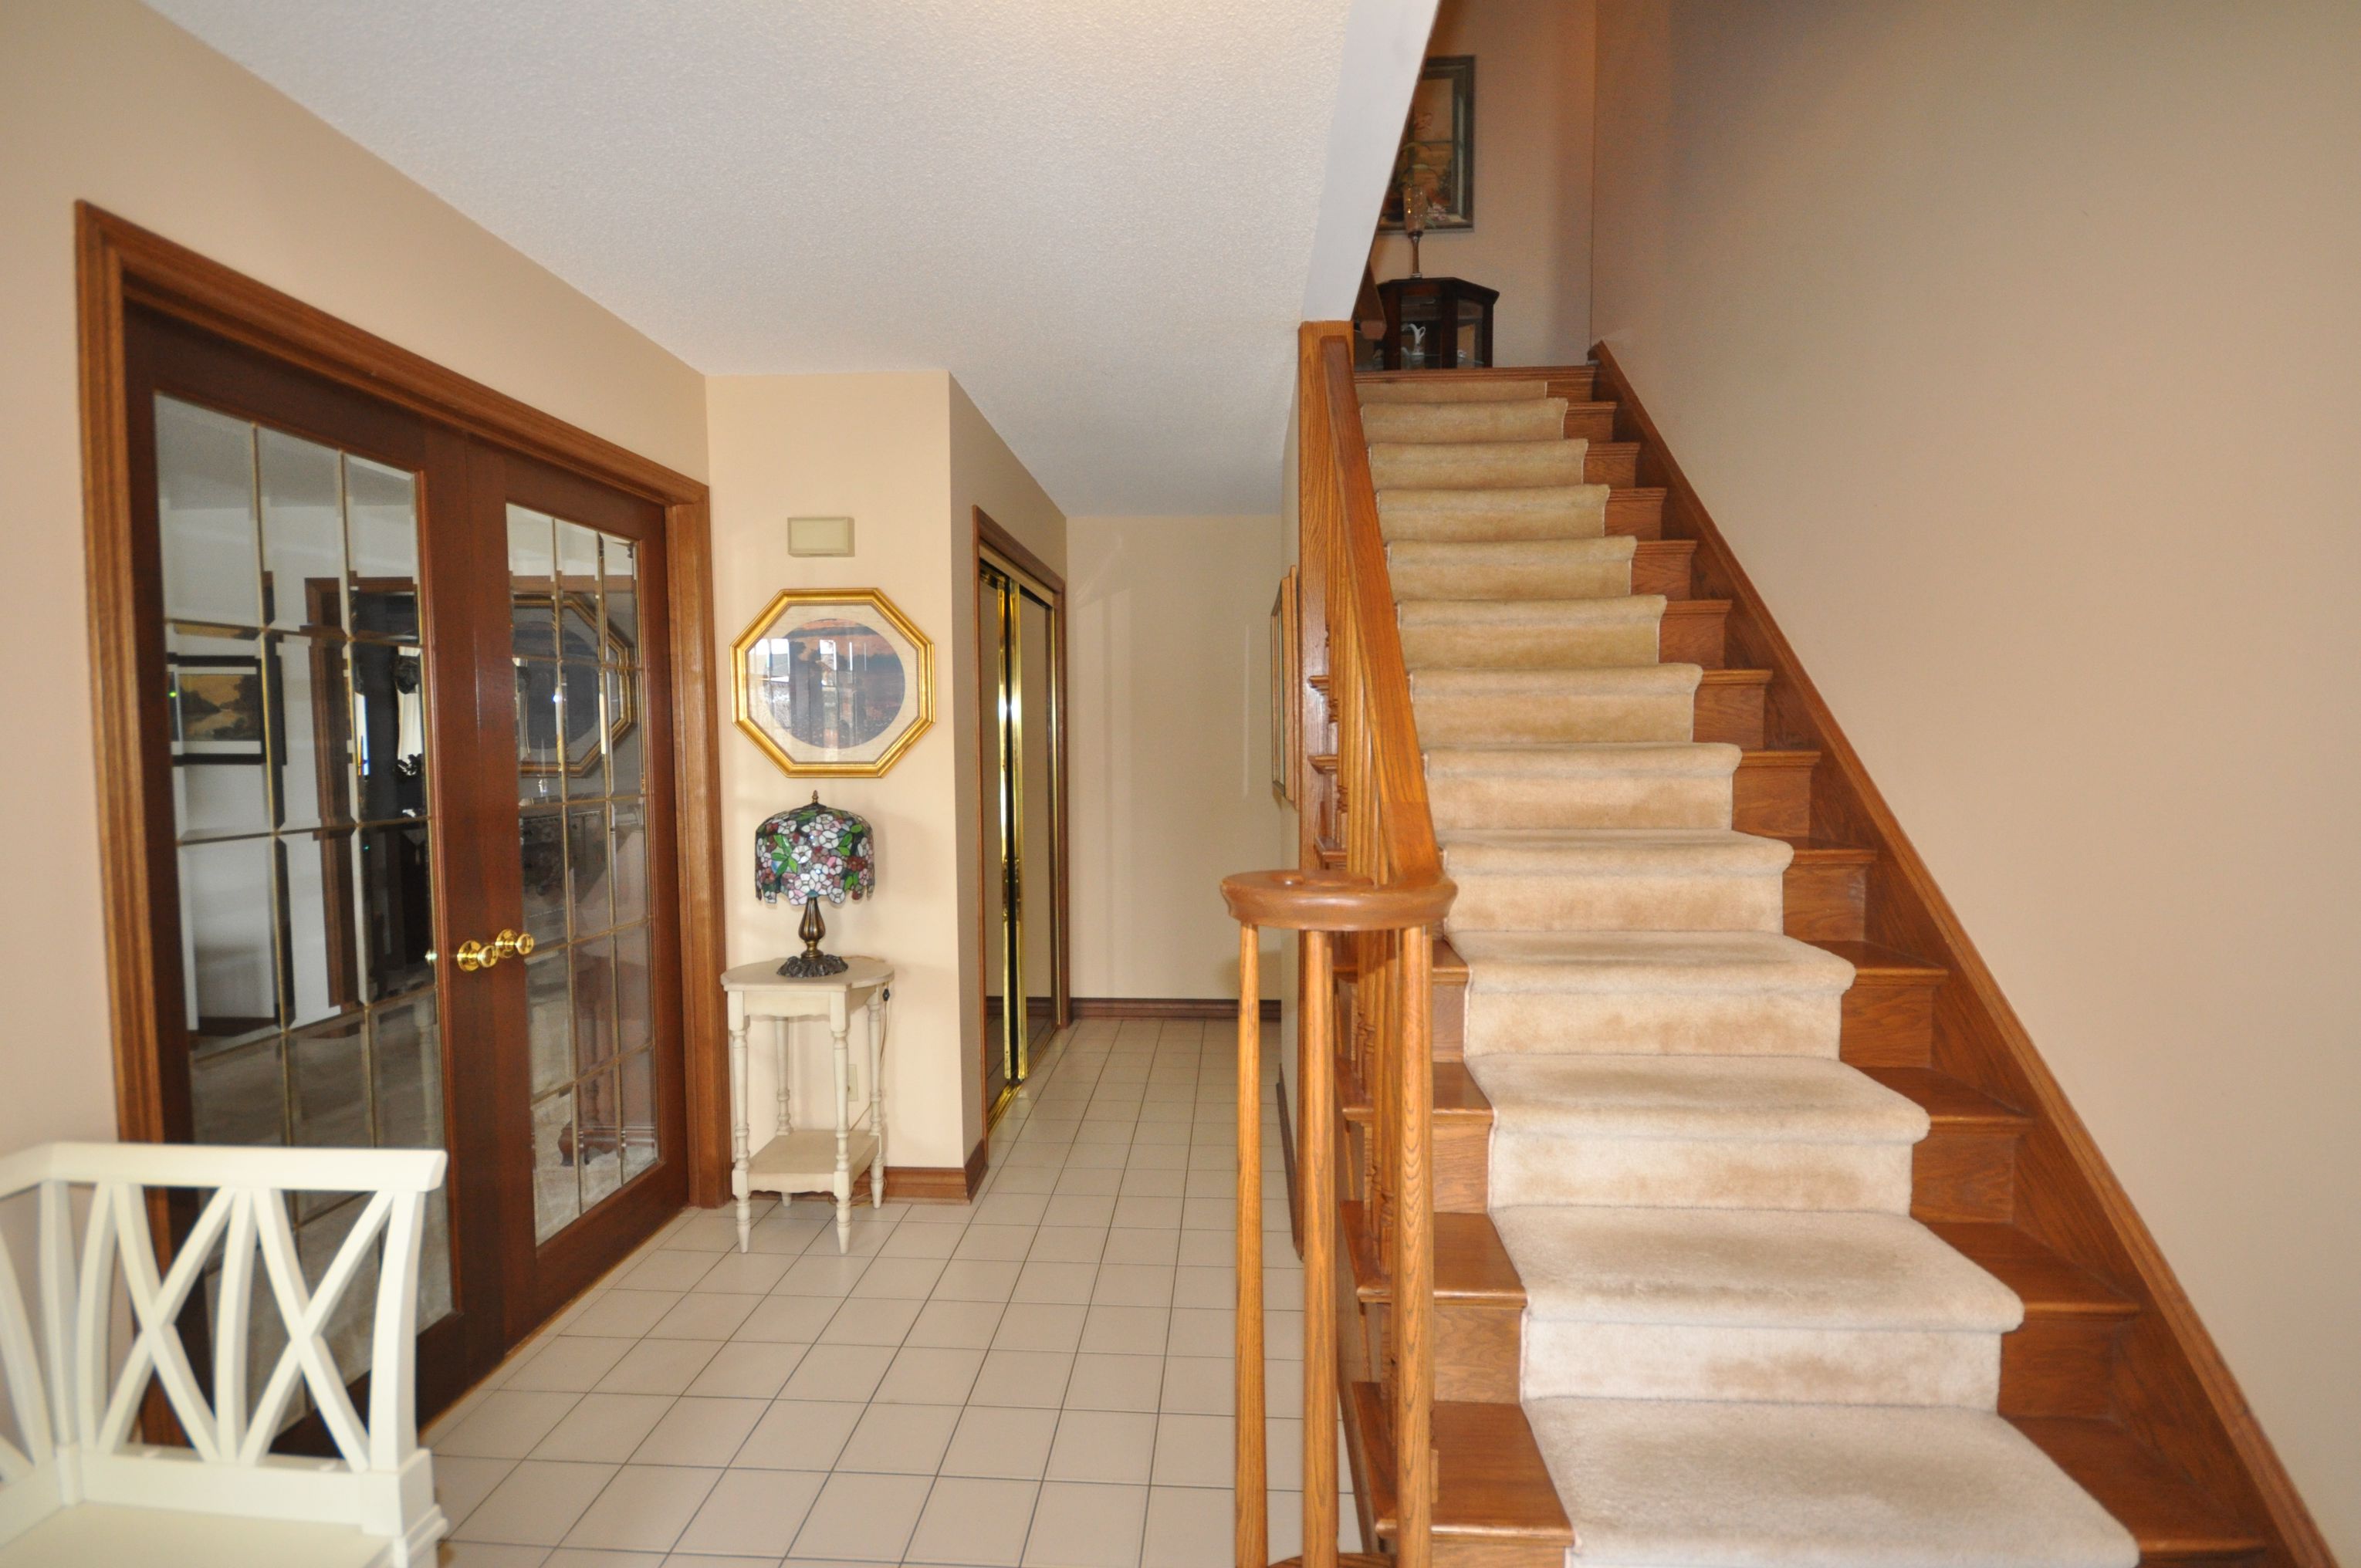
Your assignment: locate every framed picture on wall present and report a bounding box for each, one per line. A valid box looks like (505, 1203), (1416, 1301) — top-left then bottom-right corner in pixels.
(732, 587), (934, 777)
(1270, 567), (1299, 806)
(1379, 56), (1475, 231)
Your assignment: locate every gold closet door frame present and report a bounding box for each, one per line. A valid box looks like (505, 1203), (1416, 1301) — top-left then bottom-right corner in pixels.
(978, 537), (1067, 1118)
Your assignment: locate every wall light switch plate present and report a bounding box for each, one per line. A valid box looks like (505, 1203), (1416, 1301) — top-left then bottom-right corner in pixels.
(787, 515), (854, 556)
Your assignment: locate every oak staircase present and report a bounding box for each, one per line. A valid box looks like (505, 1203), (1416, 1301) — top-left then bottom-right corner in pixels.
(1252, 330), (2316, 1567)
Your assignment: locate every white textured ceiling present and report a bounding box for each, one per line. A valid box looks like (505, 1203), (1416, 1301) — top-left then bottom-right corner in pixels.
(146, 0), (1419, 514)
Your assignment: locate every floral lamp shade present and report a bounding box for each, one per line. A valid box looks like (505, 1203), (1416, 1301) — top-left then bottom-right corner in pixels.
(756, 793), (874, 977)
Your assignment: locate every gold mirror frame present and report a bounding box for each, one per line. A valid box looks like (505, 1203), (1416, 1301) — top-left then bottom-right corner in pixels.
(731, 587), (934, 778)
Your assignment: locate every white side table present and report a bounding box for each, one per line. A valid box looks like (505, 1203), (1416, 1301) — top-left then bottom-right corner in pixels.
(722, 955), (892, 1253)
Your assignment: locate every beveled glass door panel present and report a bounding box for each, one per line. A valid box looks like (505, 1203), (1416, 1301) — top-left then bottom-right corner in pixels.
(124, 302), (687, 1420)
(154, 394), (452, 1410)
(506, 505), (661, 1245)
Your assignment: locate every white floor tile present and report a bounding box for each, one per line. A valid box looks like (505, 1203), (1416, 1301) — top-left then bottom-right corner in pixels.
(633, 1397), (766, 1465)
(907, 1296), (1008, 1348)
(835, 1400), (959, 1474)
(1100, 1230), (1179, 1267)
(692, 1251), (794, 1294)
(732, 1399), (864, 1471)
(1077, 1306), (1167, 1356)
(789, 1470), (932, 1561)
(675, 1466), (824, 1557)
(440, 1390), (583, 1459)
(941, 1405), (1059, 1480)
(1022, 1482), (1146, 1568)
(648, 1292), (761, 1340)
(597, 1339), (724, 1396)
(969, 1349), (1074, 1408)
(1159, 1357), (1233, 1415)
(532, 1392), (675, 1462)
(1148, 1412), (1230, 1488)
(851, 1256), (946, 1299)
(906, 1475), (1039, 1566)
(1044, 1409), (1157, 1485)
(737, 1294), (841, 1343)
(1138, 1485), (1228, 1568)
(818, 1293), (924, 1346)
(932, 1259), (1023, 1302)
(543, 1548), (664, 1568)
(621, 1250), (722, 1292)
(506, 1334), (640, 1393)
(1060, 1353), (1164, 1414)
(778, 1342), (895, 1403)
(455, 1460), (618, 1546)
(433, 1453), (518, 1526)
(567, 1289), (684, 1338)
(990, 1303), (1087, 1353)
(561, 1463), (721, 1553)
(873, 1344), (986, 1404)
(952, 1225), (1038, 1261)
(687, 1339), (811, 1399)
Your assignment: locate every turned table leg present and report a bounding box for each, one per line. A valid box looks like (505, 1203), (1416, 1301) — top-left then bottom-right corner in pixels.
(729, 997), (752, 1252)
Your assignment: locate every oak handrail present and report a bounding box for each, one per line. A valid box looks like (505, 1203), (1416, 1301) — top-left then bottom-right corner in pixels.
(1223, 323), (1452, 1568)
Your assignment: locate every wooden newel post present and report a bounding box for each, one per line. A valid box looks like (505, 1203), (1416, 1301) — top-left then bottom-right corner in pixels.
(1223, 869), (1453, 1568)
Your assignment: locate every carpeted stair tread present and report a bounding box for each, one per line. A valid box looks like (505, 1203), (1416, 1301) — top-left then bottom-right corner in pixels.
(1412, 664), (1702, 747)
(1451, 928), (1853, 993)
(1472, 1055), (1928, 1146)
(1440, 826), (1794, 879)
(1399, 596), (1668, 672)
(1430, 742), (1742, 781)
(1355, 377), (1551, 404)
(1388, 536), (1637, 601)
(1523, 1397), (2139, 1567)
(1360, 397), (1567, 444)
(1371, 438), (1589, 491)
(1399, 596), (1669, 629)
(1378, 484), (1610, 542)
(1497, 1206), (2021, 1333)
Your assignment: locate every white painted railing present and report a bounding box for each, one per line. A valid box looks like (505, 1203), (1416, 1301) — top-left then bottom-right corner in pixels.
(0, 1141), (447, 1566)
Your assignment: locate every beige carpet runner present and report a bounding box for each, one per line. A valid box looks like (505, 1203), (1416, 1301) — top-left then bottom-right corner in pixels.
(1363, 376), (2138, 1566)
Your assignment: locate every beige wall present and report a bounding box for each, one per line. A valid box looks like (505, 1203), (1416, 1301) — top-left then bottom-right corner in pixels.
(0, 0), (708, 1157)
(1369, 0), (1595, 366)
(1591, 2), (2360, 1551)
(709, 374), (1063, 1173)
(1067, 517), (1290, 1002)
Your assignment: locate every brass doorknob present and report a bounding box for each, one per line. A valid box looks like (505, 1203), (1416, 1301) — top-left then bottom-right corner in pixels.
(456, 928), (535, 972)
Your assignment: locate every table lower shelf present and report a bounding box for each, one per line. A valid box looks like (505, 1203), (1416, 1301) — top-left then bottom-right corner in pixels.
(746, 1127), (879, 1195)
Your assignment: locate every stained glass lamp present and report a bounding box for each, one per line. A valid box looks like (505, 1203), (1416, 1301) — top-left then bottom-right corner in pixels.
(756, 792), (875, 978)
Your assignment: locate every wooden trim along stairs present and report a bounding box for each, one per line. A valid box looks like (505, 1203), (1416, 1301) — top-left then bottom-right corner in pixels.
(1308, 358), (2330, 1566)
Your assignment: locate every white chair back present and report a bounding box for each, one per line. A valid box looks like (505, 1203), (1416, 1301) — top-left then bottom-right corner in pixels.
(0, 1141), (446, 1563)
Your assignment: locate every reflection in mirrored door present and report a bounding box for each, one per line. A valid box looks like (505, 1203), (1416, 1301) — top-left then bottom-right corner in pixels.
(154, 395), (449, 1412)
(507, 505), (661, 1243)
(976, 529), (1067, 1121)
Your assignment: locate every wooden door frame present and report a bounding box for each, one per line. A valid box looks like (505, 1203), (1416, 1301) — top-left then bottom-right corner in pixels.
(74, 204), (732, 1211)
(969, 507), (1070, 1137)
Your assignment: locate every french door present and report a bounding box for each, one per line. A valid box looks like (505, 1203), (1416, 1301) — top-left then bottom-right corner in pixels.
(123, 304), (688, 1414)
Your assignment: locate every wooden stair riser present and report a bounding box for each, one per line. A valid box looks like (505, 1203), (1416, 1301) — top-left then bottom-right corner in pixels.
(1658, 599), (1729, 667)
(1586, 443), (1639, 487)
(1695, 670), (1769, 747)
(1365, 1298), (1524, 1405)
(2003, 1314), (2133, 1421)
(1784, 847), (1874, 941)
(1631, 537), (1694, 597)
(1838, 972), (1942, 1066)
(1605, 487), (1666, 540)
(1563, 402), (1617, 442)
(1733, 750), (1817, 836)
(1909, 1126), (2021, 1223)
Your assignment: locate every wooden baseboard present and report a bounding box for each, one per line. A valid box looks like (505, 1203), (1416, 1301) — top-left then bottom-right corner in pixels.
(881, 1142), (988, 1204)
(1071, 996), (1282, 1022)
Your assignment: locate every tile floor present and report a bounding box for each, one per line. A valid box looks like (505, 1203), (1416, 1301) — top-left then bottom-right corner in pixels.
(426, 1017), (1358, 1567)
